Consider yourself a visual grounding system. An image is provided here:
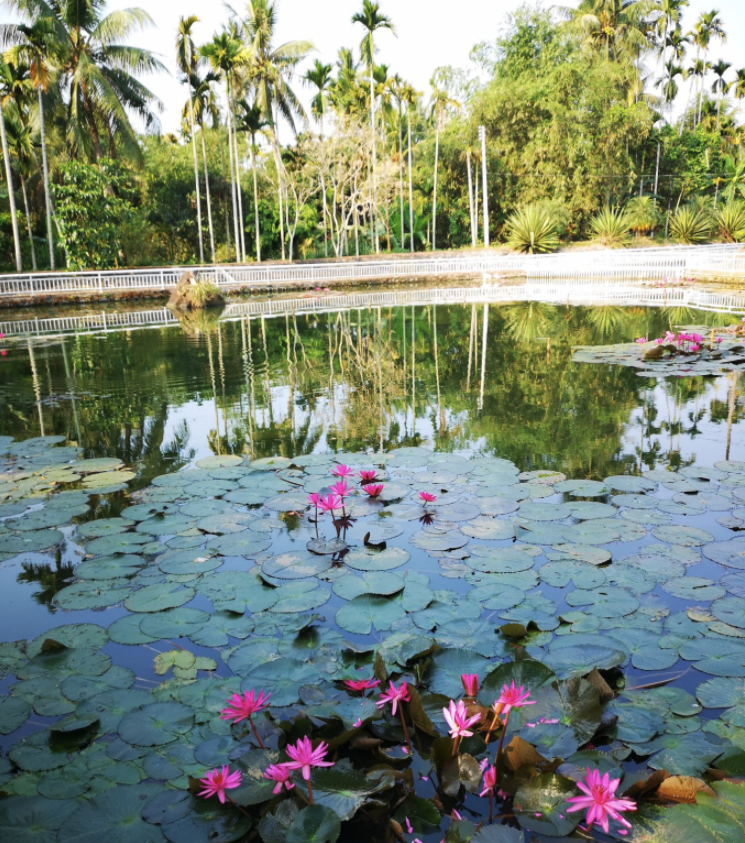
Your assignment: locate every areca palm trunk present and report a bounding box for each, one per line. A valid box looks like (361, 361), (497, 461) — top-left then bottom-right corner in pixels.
(398, 103), (404, 249)
(369, 64), (379, 253)
(0, 102), (22, 272)
(232, 113), (246, 262)
(251, 134), (261, 262)
(225, 79), (241, 262)
(407, 107), (414, 254)
(37, 87), (54, 270)
(20, 175), (36, 270)
(189, 101), (204, 263)
(200, 128), (216, 263)
(270, 133), (286, 261)
(432, 120), (440, 251)
(467, 149), (476, 249)
(697, 49), (709, 126)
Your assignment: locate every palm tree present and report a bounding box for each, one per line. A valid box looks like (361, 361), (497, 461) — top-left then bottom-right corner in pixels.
(693, 10), (726, 127)
(400, 81), (418, 253)
(561, 0), (657, 61)
(710, 58), (732, 130)
(5, 0), (165, 165)
(236, 100), (269, 262)
(734, 68), (745, 125)
(5, 112), (37, 269)
(238, 0), (313, 262)
(4, 17), (59, 269)
(428, 80), (458, 251)
(176, 16), (205, 264)
(391, 74), (406, 249)
(200, 30), (249, 262)
(304, 59), (332, 136)
(352, 0), (395, 254)
(0, 57), (23, 271)
(657, 0), (689, 68)
(680, 57), (707, 134)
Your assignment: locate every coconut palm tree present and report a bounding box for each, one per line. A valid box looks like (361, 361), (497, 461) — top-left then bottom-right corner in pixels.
(5, 112), (37, 269)
(200, 30), (249, 262)
(176, 16), (205, 264)
(693, 10), (726, 127)
(3, 17), (60, 268)
(680, 57), (708, 134)
(304, 59), (332, 136)
(560, 0), (658, 62)
(428, 80), (458, 251)
(352, 0), (395, 254)
(237, 0), (313, 261)
(0, 56), (23, 271)
(236, 100), (269, 262)
(400, 81), (419, 253)
(710, 58), (732, 130)
(5, 0), (165, 165)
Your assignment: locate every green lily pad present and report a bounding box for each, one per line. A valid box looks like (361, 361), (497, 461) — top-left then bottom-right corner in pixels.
(261, 551), (333, 580)
(652, 525), (715, 547)
(513, 773), (581, 837)
(343, 547), (410, 571)
(124, 583), (195, 613)
(335, 594), (406, 634)
(0, 795), (78, 843)
(118, 702), (194, 747)
(425, 649), (490, 698)
(242, 658), (321, 706)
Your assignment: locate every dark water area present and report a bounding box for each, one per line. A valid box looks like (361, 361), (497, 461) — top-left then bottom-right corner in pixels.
(1, 297), (745, 843)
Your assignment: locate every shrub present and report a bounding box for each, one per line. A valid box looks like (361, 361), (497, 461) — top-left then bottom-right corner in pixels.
(589, 207), (631, 247)
(668, 205), (713, 244)
(716, 201), (745, 243)
(625, 196), (662, 237)
(188, 279), (223, 308)
(505, 204), (561, 254)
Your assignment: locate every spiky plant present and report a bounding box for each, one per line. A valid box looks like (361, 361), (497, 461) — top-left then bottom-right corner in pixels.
(589, 207), (631, 247)
(669, 205), (713, 244)
(505, 204), (561, 254)
(715, 201), (745, 243)
(625, 196), (662, 237)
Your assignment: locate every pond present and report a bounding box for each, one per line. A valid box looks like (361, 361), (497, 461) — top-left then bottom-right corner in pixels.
(1, 295), (745, 843)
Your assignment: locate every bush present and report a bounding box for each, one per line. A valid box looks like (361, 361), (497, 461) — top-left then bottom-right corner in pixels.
(668, 204), (713, 244)
(625, 196), (662, 237)
(505, 204), (561, 254)
(716, 201), (745, 243)
(589, 207), (631, 247)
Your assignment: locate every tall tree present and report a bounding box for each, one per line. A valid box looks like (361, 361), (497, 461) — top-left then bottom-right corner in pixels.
(304, 59), (332, 136)
(0, 57), (23, 271)
(428, 77), (458, 251)
(352, 0), (395, 254)
(561, 0), (658, 61)
(176, 16), (205, 264)
(236, 100), (269, 262)
(693, 9), (726, 126)
(710, 58), (731, 130)
(400, 81), (418, 253)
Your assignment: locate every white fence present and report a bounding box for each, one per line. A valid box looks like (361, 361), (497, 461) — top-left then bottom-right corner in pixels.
(3, 283), (745, 340)
(0, 244), (742, 299)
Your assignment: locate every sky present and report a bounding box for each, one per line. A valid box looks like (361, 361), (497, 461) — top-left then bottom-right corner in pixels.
(3, 0), (745, 134)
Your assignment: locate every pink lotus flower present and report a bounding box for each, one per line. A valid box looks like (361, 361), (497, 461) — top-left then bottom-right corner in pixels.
(0, 350), (6, 357)
(690, 343), (701, 352)
(715, 337), (723, 343)
(307, 493), (320, 508)
(461, 674), (479, 697)
(480, 764), (497, 798)
(344, 677), (380, 693)
(318, 493), (342, 514)
(419, 491), (437, 505)
(691, 333), (703, 342)
(495, 681), (535, 715)
(263, 763), (295, 794)
(566, 768), (636, 835)
(359, 470), (378, 483)
(198, 766), (242, 803)
(331, 464), (354, 479)
(376, 680), (410, 716)
(635, 337), (647, 344)
(329, 479), (352, 498)
(362, 484), (384, 498)
(284, 736), (334, 781)
(442, 699), (481, 740)
(220, 690), (271, 723)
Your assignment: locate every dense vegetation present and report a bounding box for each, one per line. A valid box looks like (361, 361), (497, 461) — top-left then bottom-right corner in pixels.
(0, 0), (743, 271)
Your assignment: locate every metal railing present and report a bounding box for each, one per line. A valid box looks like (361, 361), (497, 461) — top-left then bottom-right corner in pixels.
(3, 282), (745, 339)
(0, 244), (742, 299)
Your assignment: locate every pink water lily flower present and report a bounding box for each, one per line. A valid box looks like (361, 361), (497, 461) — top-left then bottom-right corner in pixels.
(263, 763), (295, 794)
(362, 483), (384, 498)
(376, 680), (410, 715)
(419, 491), (437, 505)
(220, 690), (271, 723)
(329, 479), (352, 498)
(344, 677), (380, 693)
(635, 337), (647, 344)
(331, 464), (354, 479)
(566, 768), (636, 835)
(480, 764), (497, 797)
(318, 493), (343, 514)
(284, 736), (334, 781)
(359, 470), (378, 483)
(198, 766), (242, 803)
(690, 343), (701, 352)
(495, 681), (535, 715)
(307, 493), (320, 508)
(461, 673), (479, 697)
(443, 699), (481, 740)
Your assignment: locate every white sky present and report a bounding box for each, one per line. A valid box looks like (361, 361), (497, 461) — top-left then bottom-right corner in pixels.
(3, 0), (745, 134)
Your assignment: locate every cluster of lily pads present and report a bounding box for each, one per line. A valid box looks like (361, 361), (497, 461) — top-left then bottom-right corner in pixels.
(3, 436), (745, 841)
(574, 325), (745, 376)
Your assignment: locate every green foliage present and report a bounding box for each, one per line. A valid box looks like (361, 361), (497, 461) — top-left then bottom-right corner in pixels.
(716, 201), (745, 243)
(625, 196), (662, 236)
(188, 280), (223, 308)
(589, 206), (631, 246)
(505, 204), (561, 254)
(669, 204), (713, 244)
(52, 160), (138, 271)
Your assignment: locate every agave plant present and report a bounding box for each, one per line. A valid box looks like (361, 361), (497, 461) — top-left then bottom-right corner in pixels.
(715, 201), (745, 243)
(589, 207), (631, 247)
(668, 205), (713, 244)
(625, 197), (662, 237)
(505, 204), (561, 254)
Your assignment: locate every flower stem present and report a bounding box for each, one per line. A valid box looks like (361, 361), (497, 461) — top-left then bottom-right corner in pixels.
(248, 715), (265, 749)
(451, 735), (460, 757)
(307, 777), (314, 806)
(486, 708), (502, 743)
(494, 710), (511, 781)
(488, 792), (494, 824)
(226, 796), (251, 817)
(398, 706), (412, 755)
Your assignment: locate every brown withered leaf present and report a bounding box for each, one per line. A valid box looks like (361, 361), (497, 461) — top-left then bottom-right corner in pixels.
(655, 776), (715, 804)
(586, 667), (614, 703)
(622, 769), (669, 799)
(503, 735), (549, 772)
